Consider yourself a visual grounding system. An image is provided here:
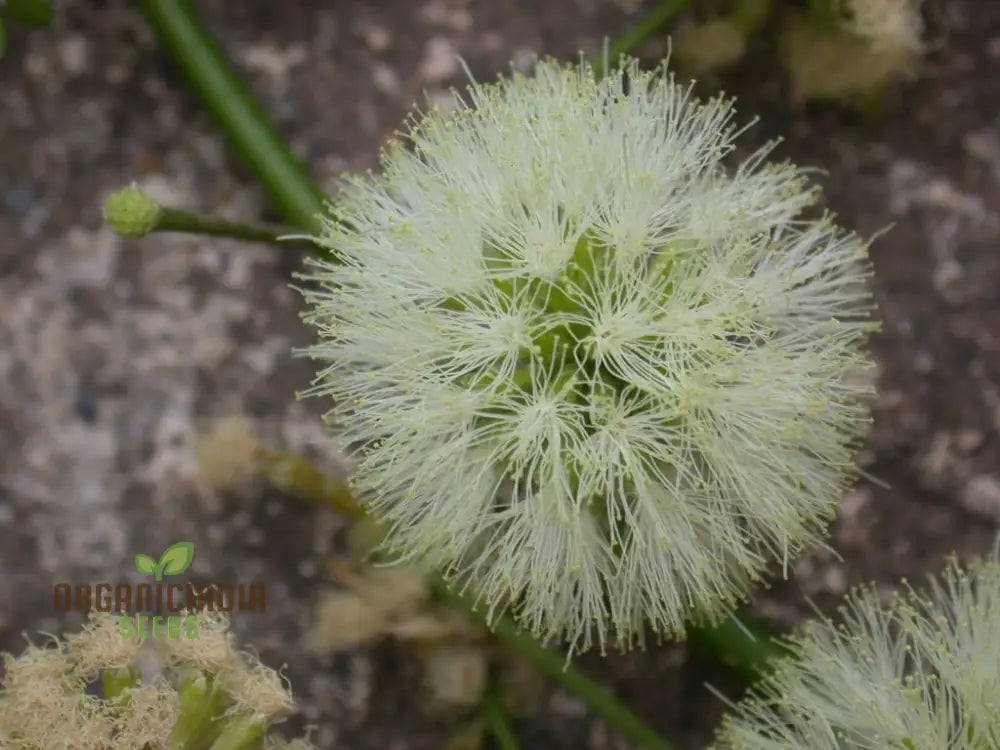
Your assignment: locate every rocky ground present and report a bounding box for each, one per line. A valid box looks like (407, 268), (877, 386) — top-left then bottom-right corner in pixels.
(1, 0), (999, 748)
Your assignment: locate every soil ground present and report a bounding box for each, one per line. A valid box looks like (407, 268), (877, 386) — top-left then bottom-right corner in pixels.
(1, 1), (999, 748)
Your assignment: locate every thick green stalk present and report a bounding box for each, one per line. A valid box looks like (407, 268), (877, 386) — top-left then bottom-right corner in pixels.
(137, 0), (325, 232)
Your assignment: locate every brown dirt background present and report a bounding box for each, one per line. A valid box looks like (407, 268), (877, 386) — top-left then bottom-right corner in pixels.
(1, 1), (999, 748)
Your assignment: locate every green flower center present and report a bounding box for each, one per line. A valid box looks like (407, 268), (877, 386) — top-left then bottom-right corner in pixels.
(445, 228), (681, 505)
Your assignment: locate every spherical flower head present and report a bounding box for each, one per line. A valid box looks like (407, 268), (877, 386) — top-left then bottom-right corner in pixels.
(299, 56), (877, 653)
(712, 554), (1000, 749)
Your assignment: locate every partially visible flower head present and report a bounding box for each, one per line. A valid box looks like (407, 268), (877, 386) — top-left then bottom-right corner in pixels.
(299, 56), (877, 653)
(712, 553), (1000, 749)
(0, 611), (312, 750)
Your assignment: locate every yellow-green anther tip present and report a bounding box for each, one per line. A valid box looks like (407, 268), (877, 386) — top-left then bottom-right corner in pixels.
(104, 186), (162, 238)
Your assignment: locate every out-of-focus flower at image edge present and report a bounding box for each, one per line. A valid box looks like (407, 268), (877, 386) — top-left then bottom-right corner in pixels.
(713, 553), (1000, 749)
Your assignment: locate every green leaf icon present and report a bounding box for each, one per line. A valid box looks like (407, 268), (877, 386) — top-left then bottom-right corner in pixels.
(135, 553), (158, 577)
(159, 541), (195, 577)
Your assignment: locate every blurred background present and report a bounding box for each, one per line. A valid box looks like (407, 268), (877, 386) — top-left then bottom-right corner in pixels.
(1, 1), (998, 747)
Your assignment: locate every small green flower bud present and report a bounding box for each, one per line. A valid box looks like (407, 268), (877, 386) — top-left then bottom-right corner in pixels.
(104, 185), (163, 238)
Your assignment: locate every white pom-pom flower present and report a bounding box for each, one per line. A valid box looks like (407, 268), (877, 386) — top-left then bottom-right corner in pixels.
(712, 554), (1000, 749)
(298, 57), (876, 653)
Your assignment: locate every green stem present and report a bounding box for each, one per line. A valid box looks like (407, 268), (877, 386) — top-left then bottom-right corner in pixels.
(254, 447), (365, 520)
(137, 0), (325, 233)
(156, 206), (300, 245)
(103, 186), (315, 248)
(482, 691), (521, 750)
(595, 0), (692, 76)
(3, 0), (52, 27)
(688, 613), (788, 684)
(432, 580), (678, 750)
